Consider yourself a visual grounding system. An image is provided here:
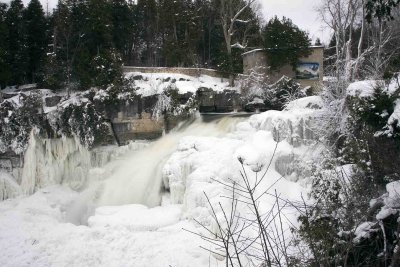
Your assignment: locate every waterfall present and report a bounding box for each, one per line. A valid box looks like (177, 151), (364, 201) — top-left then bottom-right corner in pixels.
(96, 115), (245, 207)
(61, 115), (245, 224)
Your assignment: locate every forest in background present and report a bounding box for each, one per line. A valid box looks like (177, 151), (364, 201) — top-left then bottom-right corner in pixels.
(0, 0), (265, 90)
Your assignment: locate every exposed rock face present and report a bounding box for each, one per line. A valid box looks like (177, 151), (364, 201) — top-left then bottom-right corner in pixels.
(214, 90), (241, 112)
(0, 152), (22, 182)
(197, 88), (242, 113)
(197, 87), (215, 113)
(113, 113), (164, 144)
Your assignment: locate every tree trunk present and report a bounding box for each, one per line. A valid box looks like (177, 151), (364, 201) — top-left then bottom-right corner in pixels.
(354, 0), (365, 80)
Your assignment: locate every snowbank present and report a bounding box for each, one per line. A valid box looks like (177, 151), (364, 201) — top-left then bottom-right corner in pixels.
(0, 186), (210, 267)
(125, 72), (235, 96)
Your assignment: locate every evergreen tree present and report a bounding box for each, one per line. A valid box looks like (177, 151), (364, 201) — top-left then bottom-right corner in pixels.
(111, 0), (133, 61)
(5, 0), (28, 85)
(0, 3), (11, 88)
(86, 0), (113, 54)
(262, 16), (311, 71)
(366, 0), (400, 22)
(135, 0), (159, 66)
(24, 0), (47, 83)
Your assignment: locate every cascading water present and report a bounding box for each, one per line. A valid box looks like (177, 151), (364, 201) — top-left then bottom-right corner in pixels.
(96, 115), (245, 206)
(65, 114), (247, 224)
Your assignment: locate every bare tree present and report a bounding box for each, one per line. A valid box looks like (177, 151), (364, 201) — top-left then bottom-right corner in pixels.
(219, 0), (257, 87)
(186, 142), (309, 266)
(317, 0), (363, 81)
(363, 12), (400, 78)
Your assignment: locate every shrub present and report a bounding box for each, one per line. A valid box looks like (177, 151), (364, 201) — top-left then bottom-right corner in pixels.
(265, 76), (306, 110)
(0, 93), (47, 154)
(56, 100), (109, 148)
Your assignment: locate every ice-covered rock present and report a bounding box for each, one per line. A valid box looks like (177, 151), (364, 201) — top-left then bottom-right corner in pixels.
(162, 98), (320, 225)
(247, 99), (319, 147)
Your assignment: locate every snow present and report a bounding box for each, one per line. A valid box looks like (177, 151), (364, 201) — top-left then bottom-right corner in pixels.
(323, 76), (338, 83)
(354, 180), (400, 242)
(125, 72), (235, 96)
(388, 99), (400, 127)
(0, 186), (210, 267)
(384, 181), (400, 208)
(0, 98), (321, 266)
(347, 80), (379, 97)
(88, 204), (182, 231)
(285, 95), (323, 110)
(347, 79), (399, 98)
(354, 222), (376, 242)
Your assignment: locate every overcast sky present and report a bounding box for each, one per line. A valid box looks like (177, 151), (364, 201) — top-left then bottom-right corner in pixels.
(260, 0), (329, 43)
(2, 0), (329, 43)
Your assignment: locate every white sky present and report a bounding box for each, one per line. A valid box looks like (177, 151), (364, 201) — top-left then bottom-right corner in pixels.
(260, 0), (330, 43)
(2, 0), (330, 43)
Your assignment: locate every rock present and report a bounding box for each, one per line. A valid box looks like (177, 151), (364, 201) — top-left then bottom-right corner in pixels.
(0, 159), (12, 173)
(214, 90), (240, 113)
(245, 97), (266, 112)
(142, 95), (158, 114)
(132, 74), (143, 80)
(178, 92), (193, 104)
(197, 87), (215, 113)
(45, 95), (62, 107)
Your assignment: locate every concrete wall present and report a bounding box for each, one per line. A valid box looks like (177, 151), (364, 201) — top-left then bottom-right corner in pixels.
(123, 66), (229, 79)
(242, 47), (324, 90)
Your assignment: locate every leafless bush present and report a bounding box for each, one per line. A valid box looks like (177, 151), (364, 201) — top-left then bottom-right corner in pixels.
(238, 67), (269, 100)
(187, 142), (310, 267)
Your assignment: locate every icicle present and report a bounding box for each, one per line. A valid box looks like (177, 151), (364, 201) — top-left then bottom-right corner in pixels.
(20, 131), (92, 195)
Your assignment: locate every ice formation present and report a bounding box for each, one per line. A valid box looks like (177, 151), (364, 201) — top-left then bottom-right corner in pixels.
(0, 171), (21, 201)
(20, 131), (92, 195)
(162, 99), (320, 223)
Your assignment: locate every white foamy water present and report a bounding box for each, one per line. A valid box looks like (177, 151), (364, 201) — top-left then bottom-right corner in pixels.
(96, 115), (244, 207)
(64, 114), (246, 224)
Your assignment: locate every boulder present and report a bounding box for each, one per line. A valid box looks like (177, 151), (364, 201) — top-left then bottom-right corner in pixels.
(244, 97), (266, 112)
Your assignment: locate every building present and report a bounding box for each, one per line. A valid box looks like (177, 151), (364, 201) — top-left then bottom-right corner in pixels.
(242, 46), (324, 89)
